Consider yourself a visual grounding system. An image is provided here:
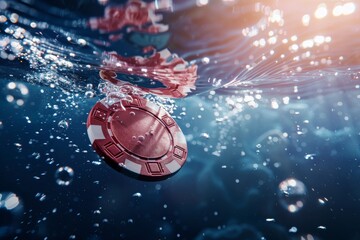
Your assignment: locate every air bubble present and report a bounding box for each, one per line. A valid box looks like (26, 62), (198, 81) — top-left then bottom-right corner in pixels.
(318, 197), (328, 205)
(200, 133), (210, 139)
(132, 192), (142, 198)
(77, 38), (87, 46)
(85, 91), (95, 98)
(35, 192), (46, 201)
(304, 153), (316, 160)
(58, 120), (69, 130)
(55, 166), (74, 186)
(0, 192), (24, 238)
(278, 178), (307, 213)
(201, 57), (210, 64)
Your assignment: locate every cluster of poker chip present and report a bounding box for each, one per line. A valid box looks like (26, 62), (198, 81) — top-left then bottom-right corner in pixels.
(86, 0), (195, 179)
(89, 0), (198, 98)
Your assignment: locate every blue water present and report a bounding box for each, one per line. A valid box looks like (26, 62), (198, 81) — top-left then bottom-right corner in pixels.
(1, 0), (360, 239)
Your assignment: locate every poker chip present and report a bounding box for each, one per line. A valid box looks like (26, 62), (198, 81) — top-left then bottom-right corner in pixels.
(100, 69), (191, 98)
(99, 49), (198, 98)
(87, 95), (187, 180)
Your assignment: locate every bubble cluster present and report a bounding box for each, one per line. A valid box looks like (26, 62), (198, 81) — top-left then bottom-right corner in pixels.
(4, 81), (29, 107)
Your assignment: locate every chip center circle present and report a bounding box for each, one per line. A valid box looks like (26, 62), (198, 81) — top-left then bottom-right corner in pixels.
(110, 108), (171, 159)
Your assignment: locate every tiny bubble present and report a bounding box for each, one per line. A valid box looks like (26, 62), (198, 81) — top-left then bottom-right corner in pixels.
(132, 192), (142, 198)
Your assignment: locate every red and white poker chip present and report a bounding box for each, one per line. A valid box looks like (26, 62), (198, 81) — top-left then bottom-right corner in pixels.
(99, 49), (198, 98)
(87, 95), (187, 179)
(99, 69), (192, 98)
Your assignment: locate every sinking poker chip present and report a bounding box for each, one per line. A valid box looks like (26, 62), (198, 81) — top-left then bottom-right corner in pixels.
(87, 95), (188, 180)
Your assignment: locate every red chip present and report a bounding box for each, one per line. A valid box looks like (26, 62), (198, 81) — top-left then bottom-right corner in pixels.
(87, 95), (187, 179)
(100, 48), (198, 98)
(99, 70), (192, 98)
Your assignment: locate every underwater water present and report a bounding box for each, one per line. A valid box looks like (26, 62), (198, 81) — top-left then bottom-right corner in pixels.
(1, 0), (360, 239)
